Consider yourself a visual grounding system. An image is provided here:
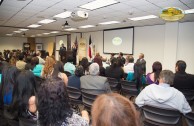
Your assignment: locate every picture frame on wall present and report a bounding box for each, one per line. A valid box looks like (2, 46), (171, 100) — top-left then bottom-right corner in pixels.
(36, 43), (43, 51)
(23, 43), (30, 51)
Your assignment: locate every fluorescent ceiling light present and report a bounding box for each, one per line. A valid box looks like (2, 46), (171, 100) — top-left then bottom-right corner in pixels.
(54, 11), (72, 18)
(43, 33), (50, 35)
(129, 15), (158, 21)
(19, 29), (29, 31)
(38, 19), (56, 24)
(79, 0), (119, 10)
(14, 31), (22, 33)
(37, 34), (42, 36)
(79, 25), (95, 28)
(27, 24), (41, 28)
(99, 21), (120, 25)
(6, 34), (13, 36)
(184, 9), (194, 14)
(64, 28), (77, 31)
(50, 31), (60, 33)
(31, 35), (35, 37)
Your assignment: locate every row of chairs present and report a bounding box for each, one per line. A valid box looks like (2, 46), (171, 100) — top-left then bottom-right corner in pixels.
(141, 105), (194, 126)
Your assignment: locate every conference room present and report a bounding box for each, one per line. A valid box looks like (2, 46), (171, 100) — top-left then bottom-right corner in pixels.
(0, 0), (194, 126)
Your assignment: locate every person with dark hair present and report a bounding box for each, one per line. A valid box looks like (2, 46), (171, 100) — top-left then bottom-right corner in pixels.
(8, 70), (37, 119)
(135, 70), (191, 114)
(37, 78), (89, 126)
(105, 57), (124, 81)
(0, 65), (20, 105)
(72, 42), (77, 65)
(53, 61), (68, 85)
(173, 60), (194, 90)
(117, 52), (125, 67)
(59, 43), (66, 63)
(146, 61), (162, 84)
(136, 53), (146, 74)
(31, 57), (43, 77)
(133, 62), (146, 91)
(68, 65), (84, 89)
(80, 57), (90, 75)
(0, 52), (5, 61)
(25, 55), (32, 70)
(92, 93), (140, 126)
(16, 53), (26, 70)
(64, 56), (76, 75)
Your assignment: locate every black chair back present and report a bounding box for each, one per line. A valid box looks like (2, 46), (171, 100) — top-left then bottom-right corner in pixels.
(142, 105), (182, 126)
(185, 112), (194, 126)
(107, 77), (121, 93)
(19, 117), (37, 126)
(179, 89), (194, 106)
(81, 89), (105, 112)
(66, 86), (82, 113)
(121, 80), (138, 99)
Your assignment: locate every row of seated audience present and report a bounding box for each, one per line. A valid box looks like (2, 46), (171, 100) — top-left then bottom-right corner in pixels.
(0, 50), (193, 126)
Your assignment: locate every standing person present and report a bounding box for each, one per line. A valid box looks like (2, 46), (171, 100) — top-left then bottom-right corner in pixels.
(136, 53), (146, 74)
(117, 52), (125, 67)
(36, 51), (45, 65)
(59, 43), (66, 63)
(72, 42), (77, 65)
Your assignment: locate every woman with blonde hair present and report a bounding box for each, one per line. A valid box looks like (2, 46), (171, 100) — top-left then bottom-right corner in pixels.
(42, 57), (68, 85)
(41, 56), (56, 78)
(92, 93), (139, 126)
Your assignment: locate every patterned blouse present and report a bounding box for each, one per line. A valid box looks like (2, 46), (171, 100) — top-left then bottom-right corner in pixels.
(61, 113), (89, 126)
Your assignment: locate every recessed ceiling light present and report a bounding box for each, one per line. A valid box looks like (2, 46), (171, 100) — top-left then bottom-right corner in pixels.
(19, 29), (29, 31)
(54, 11), (72, 19)
(27, 24), (41, 28)
(37, 34), (42, 36)
(99, 21), (120, 25)
(79, 0), (119, 10)
(129, 15), (158, 21)
(184, 9), (194, 14)
(79, 25), (95, 28)
(14, 31), (22, 33)
(6, 34), (13, 36)
(38, 19), (56, 24)
(64, 28), (77, 31)
(43, 33), (50, 35)
(50, 31), (60, 33)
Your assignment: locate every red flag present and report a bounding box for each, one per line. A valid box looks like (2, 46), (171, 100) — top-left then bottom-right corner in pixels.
(88, 35), (92, 58)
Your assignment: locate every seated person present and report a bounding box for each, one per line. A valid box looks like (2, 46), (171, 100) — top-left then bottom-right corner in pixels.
(81, 63), (111, 93)
(31, 57), (43, 77)
(64, 56), (76, 75)
(105, 58), (124, 82)
(146, 61), (162, 84)
(92, 93), (139, 126)
(173, 60), (194, 90)
(7, 70), (37, 120)
(124, 55), (134, 74)
(68, 65), (84, 89)
(16, 53), (26, 70)
(135, 70), (191, 114)
(79, 57), (90, 75)
(37, 78), (89, 125)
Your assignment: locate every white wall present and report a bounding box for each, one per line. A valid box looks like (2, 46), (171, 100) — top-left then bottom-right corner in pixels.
(177, 22), (194, 74)
(81, 22), (194, 74)
(0, 37), (27, 52)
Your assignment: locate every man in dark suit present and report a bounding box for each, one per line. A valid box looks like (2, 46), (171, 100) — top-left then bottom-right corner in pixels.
(173, 60), (194, 90)
(59, 43), (66, 63)
(136, 53), (146, 74)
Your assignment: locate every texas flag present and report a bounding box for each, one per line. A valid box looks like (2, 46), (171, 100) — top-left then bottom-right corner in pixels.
(88, 35), (92, 59)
